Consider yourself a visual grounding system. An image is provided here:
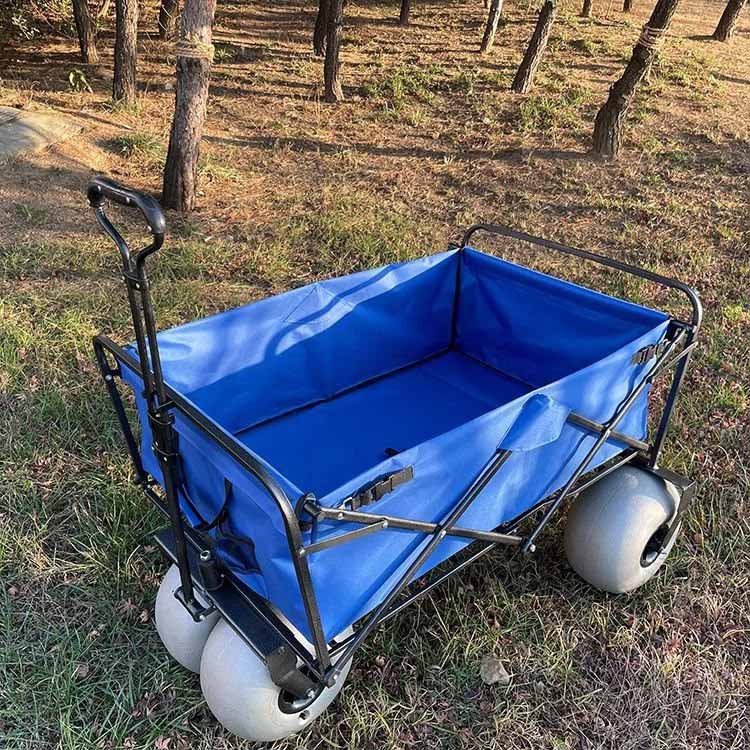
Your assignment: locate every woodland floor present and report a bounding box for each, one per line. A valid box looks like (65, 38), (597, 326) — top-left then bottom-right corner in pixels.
(0, 0), (749, 748)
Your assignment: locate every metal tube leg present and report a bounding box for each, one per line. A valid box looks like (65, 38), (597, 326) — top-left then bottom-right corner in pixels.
(327, 449), (513, 684)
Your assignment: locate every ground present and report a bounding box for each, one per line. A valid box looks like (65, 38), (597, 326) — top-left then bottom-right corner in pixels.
(0, 0), (748, 748)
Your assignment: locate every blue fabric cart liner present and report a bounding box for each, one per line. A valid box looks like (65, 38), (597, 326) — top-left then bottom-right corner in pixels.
(121, 247), (669, 640)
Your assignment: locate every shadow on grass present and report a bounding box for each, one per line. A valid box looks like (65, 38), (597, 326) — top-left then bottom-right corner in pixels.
(205, 132), (589, 164)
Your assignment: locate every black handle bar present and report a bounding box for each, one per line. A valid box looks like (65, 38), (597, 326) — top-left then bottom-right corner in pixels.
(87, 175), (166, 267)
(461, 223), (702, 330)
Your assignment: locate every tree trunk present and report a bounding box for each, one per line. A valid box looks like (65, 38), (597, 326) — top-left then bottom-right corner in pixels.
(592, 0), (680, 157)
(314, 0), (329, 56)
(72, 0), (99, 64)
(623, 0), (633, 12)
(324, 0), (344, 102)
(113, 0), (138, 103)
(158, 0), (179, 39)
(480, 0), (504, 53)
(400, 0), (411, 25)
(581, 0), (593, 16)
(162, 0), (217, 211)
(511, 0), (556, 94)
(713, 0), (746, 41)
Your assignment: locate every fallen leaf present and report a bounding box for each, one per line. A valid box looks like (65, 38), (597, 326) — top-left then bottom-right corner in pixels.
(479, 654), (510, 686)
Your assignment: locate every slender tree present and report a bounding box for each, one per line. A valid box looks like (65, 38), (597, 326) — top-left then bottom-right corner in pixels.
(113, 0), (138, 102)
(581, 0), (593, 16)
(511, 0), (556, 94)
(713, 0), (746, 41)
(162, 0), (218, 210)
(72, 0), (99, 63)
(158, 0), (179, 39)
(400, 0), (412, 25)
(324, 0), (345, 101)
(314, 0), (329, 56)
(623, 0), (633, 11)
(480, 0), (504, 53)
(592, 0), (681, 157)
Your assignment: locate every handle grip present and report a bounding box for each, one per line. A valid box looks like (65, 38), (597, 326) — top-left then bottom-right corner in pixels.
(87, 175), (166, 256)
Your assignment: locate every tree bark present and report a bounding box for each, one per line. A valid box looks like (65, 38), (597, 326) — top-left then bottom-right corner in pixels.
(72, 0), (99, 64)
(592, 0), (680, 157)
(314, 0), (329, 56)
(713, 0), (746, 41)
(113, 0), (138, 103)
(400, 0), (411, 25)
(324, 0), (344, 102)
(162, 0), (217, 210)
(581, 0), (592, 16)
(623, 0), (633, 11)
(158, 0), (179, 39)
(511, 0), (556, 94)
(480, 0), (504, 54)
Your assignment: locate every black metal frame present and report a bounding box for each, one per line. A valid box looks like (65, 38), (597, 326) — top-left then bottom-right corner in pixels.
(88, 181), (702, 701)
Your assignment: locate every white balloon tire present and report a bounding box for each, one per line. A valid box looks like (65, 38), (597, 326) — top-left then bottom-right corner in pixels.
(200, 619), (352, 742)
(564, 464), (682, 593)
(155, 564), (220, 673)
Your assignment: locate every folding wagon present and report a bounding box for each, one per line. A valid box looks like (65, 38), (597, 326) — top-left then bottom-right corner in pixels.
(88, 176), (702, 742)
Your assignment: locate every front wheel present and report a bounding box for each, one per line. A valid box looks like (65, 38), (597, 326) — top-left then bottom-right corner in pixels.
(155, 564), (220, 672)
(564, 464), (682, 593)
(200, 619), (353, 742)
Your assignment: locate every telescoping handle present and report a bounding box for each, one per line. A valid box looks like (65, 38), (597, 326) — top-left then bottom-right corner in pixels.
(87, 175), (166, 266)
(87, 177), (209, 619)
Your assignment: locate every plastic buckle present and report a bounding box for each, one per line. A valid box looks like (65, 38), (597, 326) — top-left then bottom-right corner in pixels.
(631, 340), (668, 365)
(347, 466), (414, 510)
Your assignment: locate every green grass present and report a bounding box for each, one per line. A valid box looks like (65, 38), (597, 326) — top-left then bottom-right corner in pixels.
(517, 86), (589, 134)
(362, 64), (444, 114)
(112, 132), (165, 164)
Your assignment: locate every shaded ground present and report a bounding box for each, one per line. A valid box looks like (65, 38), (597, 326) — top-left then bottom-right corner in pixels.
(0, 1), (748, 748)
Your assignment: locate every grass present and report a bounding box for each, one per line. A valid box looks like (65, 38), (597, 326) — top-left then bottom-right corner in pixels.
(1, 0), (750, 748)
(517, 86), (589, 134)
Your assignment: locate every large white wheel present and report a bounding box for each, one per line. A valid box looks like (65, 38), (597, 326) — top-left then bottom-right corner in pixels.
(200, 619), (353, 742)
(155, 564), (220, 672)
(564, 465), (682, 593)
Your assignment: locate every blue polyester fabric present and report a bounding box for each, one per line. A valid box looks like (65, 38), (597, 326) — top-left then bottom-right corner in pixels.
(121, 247), (669, 640)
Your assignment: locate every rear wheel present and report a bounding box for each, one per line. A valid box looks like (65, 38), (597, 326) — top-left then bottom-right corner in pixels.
(200, 619), (353, 742)
(564, 465), (681, 593)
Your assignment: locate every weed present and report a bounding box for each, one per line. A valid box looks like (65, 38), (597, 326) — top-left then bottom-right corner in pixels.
(198, 153), (242, 182)
(112, 132), (165, 163)
(68, 68), (92, 93)
(14, 203), (47, 223)
(214, 46), (235, 64)
(362, 64), (443, 111)
(517, 86), (588, 133)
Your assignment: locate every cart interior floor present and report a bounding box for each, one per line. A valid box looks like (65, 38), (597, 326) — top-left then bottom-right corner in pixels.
(235, 350), (532, 498)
